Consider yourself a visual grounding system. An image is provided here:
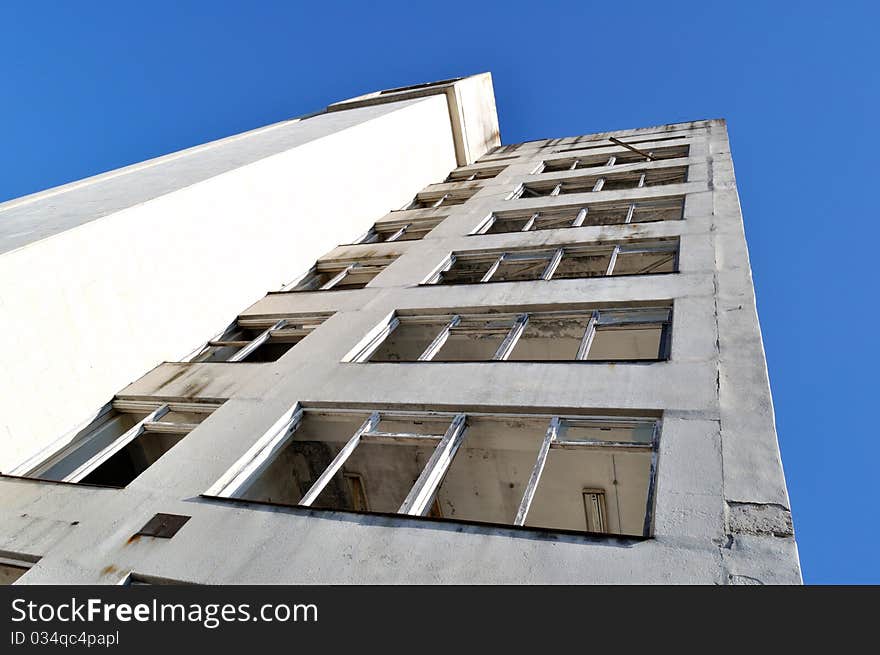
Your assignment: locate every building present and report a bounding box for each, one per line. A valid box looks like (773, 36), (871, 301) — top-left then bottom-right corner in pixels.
(0, 74), (801, 584)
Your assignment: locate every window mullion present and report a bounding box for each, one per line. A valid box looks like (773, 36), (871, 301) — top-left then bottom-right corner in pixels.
(212, 406), (304, 498)
(605, 245), (621, 276)
(320, 264), (355, 290)
(386, 224), (410, 242)
(541, 248), (564, 280)
(492, 314), (530, 361)
(299, 412), (380, 506)
(398, 413), (468, 516)
(477, 216), (496, 234)
(228, 319), (286, 362)
(575, 311), (601, 360)
(514, 416), (560, 525)
(352, 316), (400, 362)
(521, 212), (539, 231)
(427, 254), (456, 284)
(418, 315), (461, 361)
(64, 404), (171, 483)
(480, 253), (507, 282)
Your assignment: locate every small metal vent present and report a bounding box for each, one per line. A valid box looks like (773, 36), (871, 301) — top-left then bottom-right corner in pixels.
(134, 513), (191, 539)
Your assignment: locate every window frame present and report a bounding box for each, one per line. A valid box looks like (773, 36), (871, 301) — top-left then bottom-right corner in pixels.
(507, 165), (689, 199)
(203, 405), (661, 538)
(6, 400), (223, 486)
(535, 144), (690, 174)
(421, 240), (680, 286)
(282, 256), (397, 292)
(470, 196), (685, 235)
(186, 313), (332, 363)
(349, 216), (444, 245)
(345, 306), (673, 364)
(400, 186), (479, 210)
(444, 164), (508, 183)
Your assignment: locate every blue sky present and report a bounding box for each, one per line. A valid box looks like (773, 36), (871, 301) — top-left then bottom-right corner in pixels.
(1, 1), (877, 583)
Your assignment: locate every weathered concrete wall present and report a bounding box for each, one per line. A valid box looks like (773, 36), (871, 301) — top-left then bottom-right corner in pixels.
(0, 76), (502, 471)
(0, 114), (800, 584)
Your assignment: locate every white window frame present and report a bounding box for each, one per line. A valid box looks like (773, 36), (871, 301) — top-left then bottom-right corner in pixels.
(422, 240), (679, 286)
(344, 306), (672, 363)
(204, 406), (661, 537)
(470, 196), (685, 235)
(187, 313), (330, 363)
(8, 400), (222, 483)
(282, 258), (393, 292)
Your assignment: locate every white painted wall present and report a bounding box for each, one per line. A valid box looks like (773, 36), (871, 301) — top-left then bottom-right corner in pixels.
(0, 94), (460, 470)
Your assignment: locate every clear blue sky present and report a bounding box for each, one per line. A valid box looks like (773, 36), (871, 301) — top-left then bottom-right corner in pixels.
(1, 1), (876, 583)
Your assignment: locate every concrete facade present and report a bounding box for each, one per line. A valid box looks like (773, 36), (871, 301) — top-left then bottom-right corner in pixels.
(0, 75), (800, 584)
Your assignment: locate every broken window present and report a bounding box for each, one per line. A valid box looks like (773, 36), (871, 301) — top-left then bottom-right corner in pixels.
(445, 164), (507, 182)
(472, 198), (684, 235)
(511, 166), (688, 198)
(401, 186), (479, 210)
(349, 307), (671, 363)
(283, 256), (397, 292)
(191, 313), (331, 363)
(206, 406), (659, 537)
(428, 252), (557, 285)
(537, 145), (689, 172)
(188, 314), (330, 362)
(7, 400), (222, 487)
(352, 217), (444, 244)
(424, 240), (678, 286)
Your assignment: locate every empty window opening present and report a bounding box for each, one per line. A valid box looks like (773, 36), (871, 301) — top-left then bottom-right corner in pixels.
(351, 307), (671, 363)
(402, 187), (479, 210)
(424, 240), (678, 286)
(191, 314), (331, 363)
(552, 250), (610, 278)
(445, 165), (507, 182)
(538, 145), (689, 172)
(512, 166), (688, 198)
(283, 257), (397, 292)
(206, 407), (659, 537)
(352, 217), (444, 244)
(472, 197), (684, 235)
(220, 410), (443, 514)
(8, 400), (222, 487)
